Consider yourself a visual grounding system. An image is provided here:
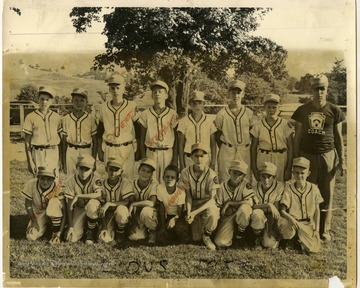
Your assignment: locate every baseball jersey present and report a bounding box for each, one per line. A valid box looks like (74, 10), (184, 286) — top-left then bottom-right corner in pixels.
(253, 180), (284, 205)
(215, 179), (254, 208)
(214, 106), (253, 146)
(156, 184), (186, 215)
(102, 177), (134, 202)
(177, 112), (217, 153)
(98, 100), (138, 144)
(250, 117), (293, 150)
(291, 102), (345, 154)
(132, 178), (159, 201)
(22, 178), (64, 211)
(281, 181), (324, 221)
(179, 166), (220, 200)
(62, 112), (97, 145)
(139, 107), (178, 148)
(22, 110), (62, 145)
(64, 172), (103, 207)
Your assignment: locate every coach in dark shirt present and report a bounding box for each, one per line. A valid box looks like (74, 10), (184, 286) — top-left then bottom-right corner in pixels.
(291, 74), (346, 242)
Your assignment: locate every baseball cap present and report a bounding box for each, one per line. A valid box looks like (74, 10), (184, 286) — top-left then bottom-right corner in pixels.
(191, 143), (208, 154)
(228, 160), (248, 175)
(77, 154), (95, 168)
(258, 162), (277, 176)
(228, 80), (246, 91)
(263, 94), (280, 104)
(38, 86), (56, 98)
(311, 74), (328, 88)
(37, 166), (56, 178)
(292, 157), (310, 169)
(107, 156), (124, 169)
(189, 91), (205, 103)
(71, 88), (88, 99)
(139, 158), (157, 171)
(107, 75), (125, 86)
(150, 80), (169, 93)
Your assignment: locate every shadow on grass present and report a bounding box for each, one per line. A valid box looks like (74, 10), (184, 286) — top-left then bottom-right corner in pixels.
(10, 215), (28, 240)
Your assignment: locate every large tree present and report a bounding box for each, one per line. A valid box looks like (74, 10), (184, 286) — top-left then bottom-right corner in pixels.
(70, 7), (288, 114)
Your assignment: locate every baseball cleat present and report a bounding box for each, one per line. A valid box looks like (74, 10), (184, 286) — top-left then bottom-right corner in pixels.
(85, 229), (94, 244)
(148, 231), (156, 244)
(203, 235), (216, 251)
(49, 233), (61, 245)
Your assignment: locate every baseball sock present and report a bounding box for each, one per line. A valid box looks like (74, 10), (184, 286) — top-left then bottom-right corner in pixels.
(50, 216), (62, 233)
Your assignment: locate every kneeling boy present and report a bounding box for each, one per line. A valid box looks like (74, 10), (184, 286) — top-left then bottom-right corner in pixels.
(157, 165), (190, 243)
(179, 143), (220, 250)
(22, 166), (66, 244)
(214, 160), (256, 248)
(278, 157), (323, 253)
(251, 162), (284, 249)
(98, 157), (134, 244)
(65, 155), (103, 244)
(128, 158), (159, 243)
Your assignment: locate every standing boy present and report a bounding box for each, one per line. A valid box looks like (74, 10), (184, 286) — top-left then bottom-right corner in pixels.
(250, 94), (293, 181)
(22, 166), (66, 244)
(98, 157), (134, 244)
(214, 160), (256, 248)
(65, 155), (103, 244)
(291, 74), (346, 242)
(62, 88), (97, 175)
(214, 80), (253, 182)
(128, 158), (159, 244)
(97, 75), (139, 180)
(251, 162), (284, 249)
(157, 165), (190, 243)
(179, 143), (220, 250)
(278, 157), (324, 253)
(177, 90), (217, 171)
(23, 87), (62, 176)
(138, 80), (178, 183)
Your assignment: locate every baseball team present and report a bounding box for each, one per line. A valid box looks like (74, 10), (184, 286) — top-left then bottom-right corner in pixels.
(21, 73), (346, 254)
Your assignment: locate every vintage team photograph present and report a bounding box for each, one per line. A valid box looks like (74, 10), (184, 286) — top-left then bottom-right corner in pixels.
(3, 1), (356, 287)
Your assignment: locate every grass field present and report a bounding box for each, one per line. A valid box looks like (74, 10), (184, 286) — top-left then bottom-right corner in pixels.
(7, 150), (348, 280)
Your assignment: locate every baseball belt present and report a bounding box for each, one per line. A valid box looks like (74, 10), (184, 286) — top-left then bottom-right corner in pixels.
(259, 148), (287, 154)
(105, 140), (133, 147)
(221, 141), (249, 148)
(32, 145), (57, 150)
(296, 218), (310, 222)
(67, 143), (91, 149)
(148, 147), (171, 151)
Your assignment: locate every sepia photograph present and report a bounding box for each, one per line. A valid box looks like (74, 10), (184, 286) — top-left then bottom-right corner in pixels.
(2, 0), (356, 287)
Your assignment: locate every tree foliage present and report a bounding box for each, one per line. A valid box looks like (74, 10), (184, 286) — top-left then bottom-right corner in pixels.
(16, 84), (38, 101)
(70, 7), (289, 114)
(295, 59), (347, 105)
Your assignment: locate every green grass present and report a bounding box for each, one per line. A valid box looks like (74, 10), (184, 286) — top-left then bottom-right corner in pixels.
(8, 159), (348, 280)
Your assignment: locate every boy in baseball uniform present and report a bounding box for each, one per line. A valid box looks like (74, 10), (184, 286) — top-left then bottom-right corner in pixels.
(157, 165), (190, 244)
(62, 88), (97, 175)
(128, 158), (159, 244)
(97, 75), (139, 180)
(98, 157), (134, 245)
(278, 157), (324, 253)
(65, 155), (103, 244)
(138, 80), (178, 183)
(214, 160), (256, 248)
(179, 143), (220, 251)
(22, 166), (66, 244)
(23, 87), (62, 176)
(251, 162), (284, 249)
(214, 80), (253, 182)
(177, 90), (217, 171)
(250, 94), (293, 182)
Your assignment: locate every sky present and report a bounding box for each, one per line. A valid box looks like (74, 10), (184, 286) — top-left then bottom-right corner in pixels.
(2, 0), (356, 77)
